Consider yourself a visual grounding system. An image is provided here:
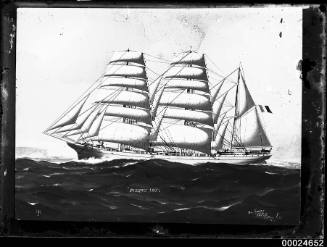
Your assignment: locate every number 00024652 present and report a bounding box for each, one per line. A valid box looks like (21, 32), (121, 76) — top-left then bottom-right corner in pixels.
(281, 240), (324, 247)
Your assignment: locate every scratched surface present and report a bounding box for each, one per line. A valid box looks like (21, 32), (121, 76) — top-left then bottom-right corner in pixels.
(0, 4), (325, 238)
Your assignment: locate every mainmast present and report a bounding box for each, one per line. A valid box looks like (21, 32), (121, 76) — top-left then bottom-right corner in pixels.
(150, 51), (214, 155)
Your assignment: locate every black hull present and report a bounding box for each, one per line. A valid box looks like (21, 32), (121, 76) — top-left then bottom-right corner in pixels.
(67, 142), (103, 159)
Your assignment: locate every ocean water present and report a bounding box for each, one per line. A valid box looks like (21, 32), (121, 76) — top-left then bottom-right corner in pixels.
(15, 158), (300, 224)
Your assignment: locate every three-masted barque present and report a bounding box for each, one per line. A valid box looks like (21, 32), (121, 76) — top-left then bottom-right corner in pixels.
(44, 50), (272, 165)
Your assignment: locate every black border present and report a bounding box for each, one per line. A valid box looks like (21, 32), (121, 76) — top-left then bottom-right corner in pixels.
(1, 1), (325, 239)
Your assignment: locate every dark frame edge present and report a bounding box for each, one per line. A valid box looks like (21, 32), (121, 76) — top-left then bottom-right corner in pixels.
(299, 6), (325, 238)
(1, 2), (17, 235)
(0, 2), (324, 238)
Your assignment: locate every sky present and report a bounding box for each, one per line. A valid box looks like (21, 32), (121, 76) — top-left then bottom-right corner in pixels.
(16, 7), (303, 162)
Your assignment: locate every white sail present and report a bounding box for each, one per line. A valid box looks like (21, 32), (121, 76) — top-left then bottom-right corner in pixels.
(87, 108), (106, 137)
(233, 107), (271, 148)
(96, 89), (149, 108)
(45, 50), (273, 161)
(171, 53), (205, 67)
(149, 112), (165, 141)
(105, 64), (146, 79)
(90, 122), (150, 150)
(105, 105), (151, 124)
(48, 96), (89, 130)
(164, 79), (209, 92)
(151, 125), (212, 154)
(164, 108), (213, 126)
(150, 86), (165, 117)
(159, 91), (211, 111)
(236, 74), (255, 118)
(215, 122), (229, 150)
(53, 107), (95, 133)
(101, 77), (147, 91)
(213, 113), (226, 139)
(164, 67), (208, 81)
(109, 51), (144, 65)
(210, 81), (224, 103)
(66, 107), (102, 136)
(212, 92), (228, 123)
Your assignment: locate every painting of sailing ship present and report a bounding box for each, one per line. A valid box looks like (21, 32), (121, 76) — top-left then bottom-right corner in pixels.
(43, 49), (272, 165)
(15, 7), (302, 224)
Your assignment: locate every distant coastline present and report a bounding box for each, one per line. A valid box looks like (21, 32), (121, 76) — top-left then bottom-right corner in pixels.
(16, 146), (74, 161)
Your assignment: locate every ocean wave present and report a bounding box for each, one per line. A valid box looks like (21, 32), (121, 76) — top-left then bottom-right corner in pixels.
(15, 157), (300, 224)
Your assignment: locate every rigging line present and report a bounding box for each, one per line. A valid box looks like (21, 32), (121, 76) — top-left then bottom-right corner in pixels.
(44, 90), (92, 133)
(152, 111), (177, 151)
(46, 62), (128, 132)
(147, 73), (164, 87)
(154, 77), (212, 120)
(228, 130), (244, 148)
(213, 117), (232, 137)
(208, 73), (238, 86)
(159, 119), (181, 132)
(151, 61), (192, 102)
(77, 87), (123, 117)
(58, 105), (100, 137)
(158, 125), (177, 151)
(143, 52), (173, 63)
(204, 53), (226, 75)
(47, 94), (91, 136)
(145, 59), (171, 64)
(214, 107), (235, 123)
(149, 52), (191, 104)
(48, 133), (76, 144)
(147, 76), (161, 87)
(155, 89), (187, 117)
(156, 133), (175, 152)
(212, 84), (237, 105)
(209, 67), (239, 91)
(152, 119), (175, 152)
(206, 68), (227, 79)
(62, 88), (125, 140)
(63, 105), (105, 138)
(146, 67), (161, 76)
(235, 105), (256, 120)
(77, 105), (108, 141)
(222, 124), (240, 147)
(99, 117), (123, 131)
(52, 86), (124, 135)
(47, 51), (133, 132)
(109, 49), (131, 53)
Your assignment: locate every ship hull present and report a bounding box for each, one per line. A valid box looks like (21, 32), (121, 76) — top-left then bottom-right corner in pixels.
(67, 142), (271, 165)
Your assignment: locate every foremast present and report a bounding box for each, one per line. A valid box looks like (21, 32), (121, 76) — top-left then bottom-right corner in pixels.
(44, 50), (152, 151)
